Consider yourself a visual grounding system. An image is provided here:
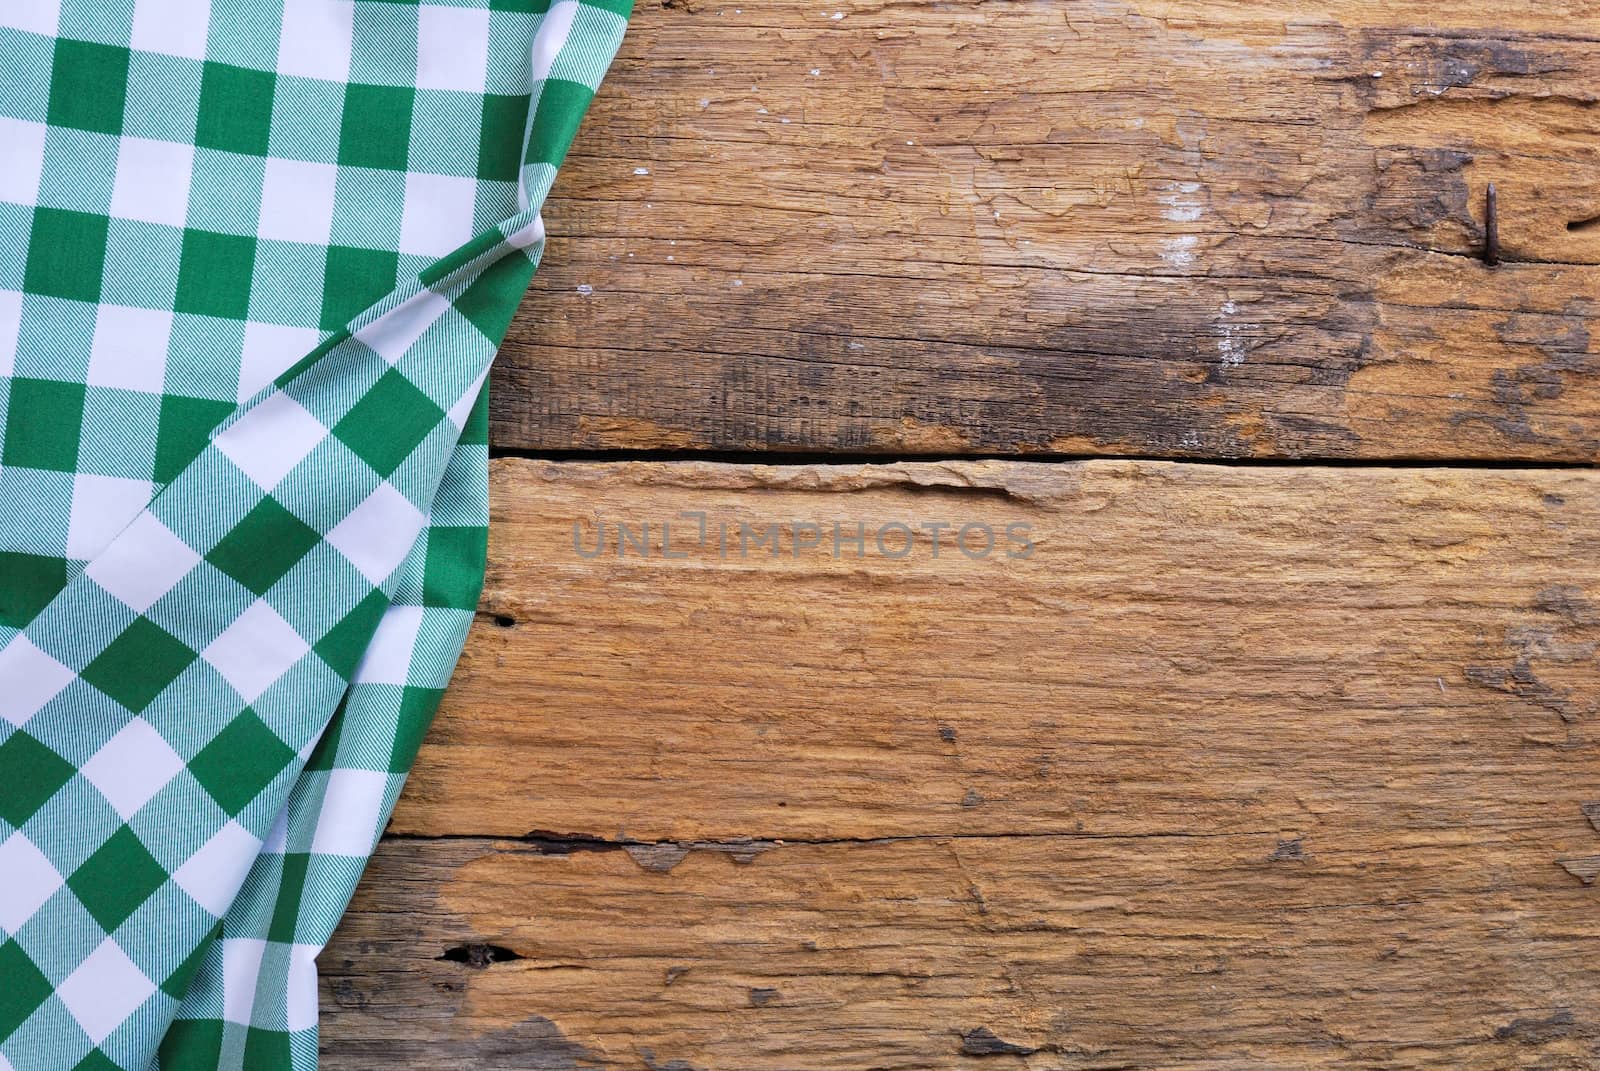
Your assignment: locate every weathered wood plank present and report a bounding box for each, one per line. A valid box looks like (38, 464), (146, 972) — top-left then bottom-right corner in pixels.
(323, 832), (1600, 1068)
(321, 458), (1600, 1065)
(491, 0), (1600, 459)
(389, 458), (1600, 842)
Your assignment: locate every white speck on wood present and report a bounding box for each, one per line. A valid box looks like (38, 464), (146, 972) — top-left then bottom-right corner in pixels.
(1217, 300), (1244, 368)
(1161, 235), (1197, 271)
(1159, 181), (1205, 224)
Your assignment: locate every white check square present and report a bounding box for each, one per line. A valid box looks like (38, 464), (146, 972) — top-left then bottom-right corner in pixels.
(261, 805), (290, 854)
(57, 938), (157, 1044)
(258, 158), (338, 246)
(0, 0), (59, 37)
(276, 0), (353, 81)
(215, 391), (327, 491)
(0, 831), (62, 936)
(66, 474), (153, 561)
(325, 481), (425, 585)
(0, 117), (46, 207)
(172, 820), (261, 917)
(221, 937), (267, 1025)
(415, 5), (489, 92)
(310, 768), (389, 855)
(86, 304), (173, 393)
(109, 137), (194, 229)
(237, 322), (321, 402)
(286, 943), (320, 1030)
(130, 0), (211, 60)
(84, 511), (201, 614)
(0, 636), (75, 727)
(530, 0), (578, 83)
(202, 599), (310, 704)
(0, 290), (22, 379)
(79, 717), (186, 820)
(398, 172), (477, 258)
(505, 211), (545, 252)
(353, 287), (449, 365)
(351, 603), (423, 685)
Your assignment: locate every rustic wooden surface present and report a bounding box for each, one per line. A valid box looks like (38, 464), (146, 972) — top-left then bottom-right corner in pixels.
(490, 0), (1600, 460)
(321, 458), (1600, 1068)
(323, 0), (1600, 1064)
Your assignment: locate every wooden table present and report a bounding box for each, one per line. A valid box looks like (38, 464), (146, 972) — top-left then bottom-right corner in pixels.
(321, 2), (1600, 1066)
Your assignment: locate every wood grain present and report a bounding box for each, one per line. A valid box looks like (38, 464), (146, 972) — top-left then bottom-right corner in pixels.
(489, 0), (1600, 460)
(322, 458), (1600, 1067)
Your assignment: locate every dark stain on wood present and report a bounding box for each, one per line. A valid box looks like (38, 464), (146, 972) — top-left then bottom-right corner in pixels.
(437, 943), (525, 969)
(959, 1027), (1038, 1057)
(488, 2), (1600, 461)
(519, 830), (630, 856)
(1494, 1009), (1577, 1044)
(1268, 838), (1308, 862)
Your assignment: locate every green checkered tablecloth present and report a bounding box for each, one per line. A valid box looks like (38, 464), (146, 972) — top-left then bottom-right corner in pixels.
(0, 1), (628, 1067)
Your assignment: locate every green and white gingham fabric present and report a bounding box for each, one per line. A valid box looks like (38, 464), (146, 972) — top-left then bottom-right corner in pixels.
(0, 1), (628, 1067)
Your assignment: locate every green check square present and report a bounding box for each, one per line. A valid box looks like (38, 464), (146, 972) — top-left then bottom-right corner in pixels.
(0, 552), (68, 628)
(242, 1026), (292, 1071)
(0, 729), (75, 827)
(187, 709), (295, 815)
(72, 1049), (125, 1071)
(390, 686), (445, 771)
(525, 79), (593, 167)
(156, 1018), (225, 1069)
(24, 207), (109, 303)
(154, 394), (234, 483)
(0, 940), (53, 1042)
(422, 525), (487, 608)
(157, 1017), (224, 1070)
(478, 93), (528, 182)
(454, 245), (536, 345)
(175, 230), (257, 320)
(338, 83), (414, 170)
(265, 853), (310, 943)
(2, 378), (86, 472)
(332, 368), (444, 476)
(321, 245), (398, 330)
(67, 826), (167, 933)
(194, 62), (275, 155)
(311, 587), (387, 680)
(46, 39), (130, 135)
(206, 496), (320, 596)
(80, 617), (197, 713)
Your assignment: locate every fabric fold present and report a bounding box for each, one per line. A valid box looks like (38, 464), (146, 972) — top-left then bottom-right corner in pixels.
(0, 2), (628, 1068)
